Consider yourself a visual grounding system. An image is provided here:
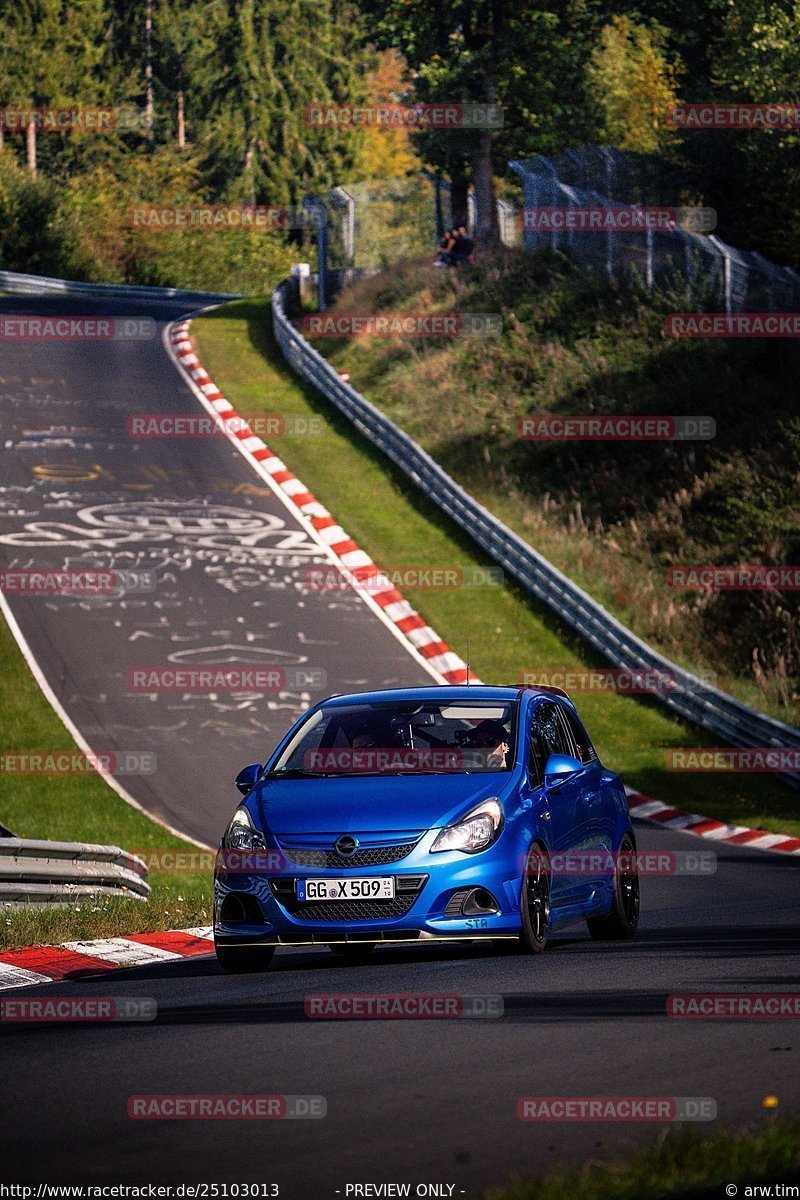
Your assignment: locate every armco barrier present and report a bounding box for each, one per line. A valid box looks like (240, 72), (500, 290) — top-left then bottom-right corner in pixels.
(0, 268), (237, 305)
(3, 267), (797, 788)
(272, 277), (800, 787)
(0, 838), (150, 904)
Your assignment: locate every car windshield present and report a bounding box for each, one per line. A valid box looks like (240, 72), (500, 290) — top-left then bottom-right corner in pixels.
(269, 699), (518, 776)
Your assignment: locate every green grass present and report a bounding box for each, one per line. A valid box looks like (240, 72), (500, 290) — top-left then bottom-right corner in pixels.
(0, 613), (211, 951)
(190, 299), (800, 836)
(318, 253), (800, 726)
(2, 274), (796, 953)
(484, 1120), (800, 1200)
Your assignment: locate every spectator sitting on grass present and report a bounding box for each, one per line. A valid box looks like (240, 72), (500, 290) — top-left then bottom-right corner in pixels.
(451, 225), (474, 265)
(434, 229), (458, 268)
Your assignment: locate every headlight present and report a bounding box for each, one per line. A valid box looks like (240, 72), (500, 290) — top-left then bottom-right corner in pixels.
(223, 806), (266, 851)
(430, 799), (503, 854)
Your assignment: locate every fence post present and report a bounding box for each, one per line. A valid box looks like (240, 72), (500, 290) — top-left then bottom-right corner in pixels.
(330, 186), (356, 271)
(467, 191), (476, 234)
(598, 147), (615, 279)
(708, 235), (733, 314)
(302, 194), (329, 311)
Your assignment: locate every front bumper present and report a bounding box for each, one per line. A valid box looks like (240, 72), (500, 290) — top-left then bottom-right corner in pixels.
(213, 829), (523, 946)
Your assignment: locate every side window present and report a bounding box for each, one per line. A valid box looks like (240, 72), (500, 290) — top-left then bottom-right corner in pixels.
(560, 706), (596, 764)
(528, 701), (571, 785)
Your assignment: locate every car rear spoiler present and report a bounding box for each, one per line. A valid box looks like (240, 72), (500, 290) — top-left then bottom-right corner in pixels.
(519, 684), (572, 701)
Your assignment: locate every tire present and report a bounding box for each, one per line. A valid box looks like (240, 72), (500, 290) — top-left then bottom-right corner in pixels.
(215, 942), (275, 973)
(586, 834), (640, 940)
(519, 843), (551, 954)
(329, 943), (376, 962)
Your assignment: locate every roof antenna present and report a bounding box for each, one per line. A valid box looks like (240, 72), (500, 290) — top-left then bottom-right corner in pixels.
(466, 638), (471, 685)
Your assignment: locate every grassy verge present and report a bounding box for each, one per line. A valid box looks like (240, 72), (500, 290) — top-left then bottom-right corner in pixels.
(191, 299), (800, 836)
(485, 1120), (799, 1200)
(0, 614), (211, 951)
(318, 254), (799, 726)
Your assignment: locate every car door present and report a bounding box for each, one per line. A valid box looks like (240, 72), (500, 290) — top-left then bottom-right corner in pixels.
(558, 704), (614, 899)
(527, 699), (587, 906)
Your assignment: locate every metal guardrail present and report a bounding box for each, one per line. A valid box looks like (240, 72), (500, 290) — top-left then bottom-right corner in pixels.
(0, 838), (150, 905)
(2, 267), (796, 784)
(0, 269), (238, 305)
(272, 277), (800, 787)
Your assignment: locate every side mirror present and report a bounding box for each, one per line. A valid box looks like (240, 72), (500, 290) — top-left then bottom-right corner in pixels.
(543, 753), (584, 790)
(235, 763), (263, 795)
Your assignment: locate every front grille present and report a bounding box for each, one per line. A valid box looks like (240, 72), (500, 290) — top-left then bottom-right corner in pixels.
(271, 874), (427, 922)
(281, 840), (419, 869)
(290, 896), (418, 921)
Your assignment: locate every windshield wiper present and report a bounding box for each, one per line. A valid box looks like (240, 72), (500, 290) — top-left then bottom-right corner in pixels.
(262, 767), (333, 779)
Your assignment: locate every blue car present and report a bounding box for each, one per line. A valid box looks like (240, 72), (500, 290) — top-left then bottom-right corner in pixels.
(213, 685), (640, 971)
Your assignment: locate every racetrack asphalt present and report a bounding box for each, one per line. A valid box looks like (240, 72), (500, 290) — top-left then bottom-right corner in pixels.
(0, 295), (798, 1194)
(0, 295), (431, 846)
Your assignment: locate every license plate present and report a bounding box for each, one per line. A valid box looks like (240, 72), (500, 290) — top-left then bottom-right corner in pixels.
(296, 876), (395, 901)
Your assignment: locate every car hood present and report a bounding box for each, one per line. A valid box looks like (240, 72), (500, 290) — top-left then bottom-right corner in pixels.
(252, 771), (517, 837)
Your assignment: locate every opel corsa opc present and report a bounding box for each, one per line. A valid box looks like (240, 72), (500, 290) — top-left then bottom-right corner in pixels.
(213, 685), (640, 970)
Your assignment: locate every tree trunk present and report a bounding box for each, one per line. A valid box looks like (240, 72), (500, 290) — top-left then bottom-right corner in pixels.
(472, 128), (498, 249)
(145, 0), (154, 140)
(450, 165), (469, 229)
(177, 90), (185, 148)
(244, 138), (257, 205)
(471, 62), (499, 250)
(27, 120), (37, 177)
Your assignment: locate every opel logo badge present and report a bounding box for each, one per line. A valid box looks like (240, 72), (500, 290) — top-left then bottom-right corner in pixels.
(335, 835), (358, 857)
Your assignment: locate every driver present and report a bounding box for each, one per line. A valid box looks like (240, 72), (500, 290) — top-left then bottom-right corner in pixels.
(465, 719), (510, 769)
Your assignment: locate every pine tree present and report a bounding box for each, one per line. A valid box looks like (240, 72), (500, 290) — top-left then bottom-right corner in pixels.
(0, 0), (120, 177)
(193, 0), (369, 205)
